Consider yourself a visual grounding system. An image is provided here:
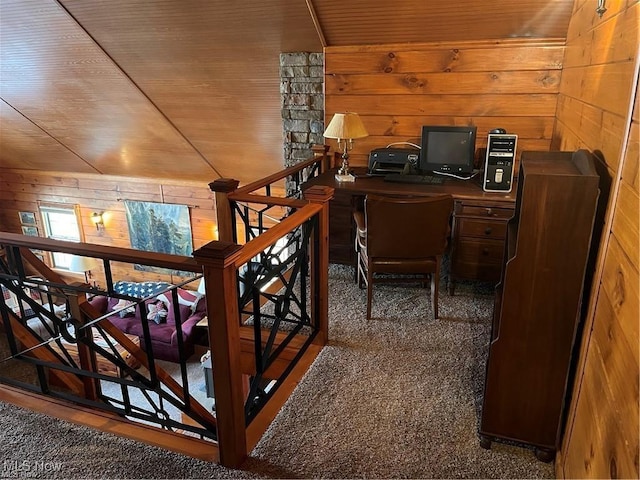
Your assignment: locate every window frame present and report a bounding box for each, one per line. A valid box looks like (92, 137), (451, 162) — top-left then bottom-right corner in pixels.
(38, 203), (85, 270)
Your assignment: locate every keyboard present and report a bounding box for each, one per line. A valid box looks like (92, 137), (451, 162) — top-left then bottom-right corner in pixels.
(383, 173), (445, 185)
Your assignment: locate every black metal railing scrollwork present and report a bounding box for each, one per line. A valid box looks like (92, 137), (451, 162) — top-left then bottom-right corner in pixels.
(238, 217), (318, 421)
(0, 239), (217, 443)
(215, 153), (327, 423)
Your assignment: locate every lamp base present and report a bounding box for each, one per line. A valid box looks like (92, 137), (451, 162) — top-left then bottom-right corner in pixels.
(335, 173), (356, 182)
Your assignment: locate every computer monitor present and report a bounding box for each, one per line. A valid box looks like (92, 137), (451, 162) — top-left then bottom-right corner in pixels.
(419, 125), (477, 174)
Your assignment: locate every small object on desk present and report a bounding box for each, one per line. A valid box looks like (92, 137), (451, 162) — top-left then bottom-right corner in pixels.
(346, 167), (373, 179)
(335, 172), (356, 182)
(384, 173), (445, 185)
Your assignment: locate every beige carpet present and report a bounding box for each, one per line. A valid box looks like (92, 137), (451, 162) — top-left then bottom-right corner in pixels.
(0, 264), (555, 479)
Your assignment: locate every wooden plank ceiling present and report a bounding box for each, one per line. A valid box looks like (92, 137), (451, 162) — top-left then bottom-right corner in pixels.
(0, 0), (574, 185)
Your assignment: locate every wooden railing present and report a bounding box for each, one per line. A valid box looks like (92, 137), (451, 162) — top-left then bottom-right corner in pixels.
(0, 147), (334, 468)
(0, 235), (220, 459)
(203, 145), (334, 465)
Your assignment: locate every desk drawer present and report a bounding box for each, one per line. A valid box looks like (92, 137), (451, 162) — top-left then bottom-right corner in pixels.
(454, 237), (505, 264)
(451, 260), (503, 283)
(457, 218), (508, 240)
(455, 202), (514, 219)
(451, 237), (505, 283)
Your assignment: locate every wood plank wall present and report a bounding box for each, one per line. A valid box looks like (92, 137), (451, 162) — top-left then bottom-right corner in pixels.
(553, 0), (639, 478)
(324, 39), (565, 169)
(0, 170), (218, 286)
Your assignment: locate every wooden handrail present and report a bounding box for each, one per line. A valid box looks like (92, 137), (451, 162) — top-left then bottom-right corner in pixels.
(0, 232), (201, 273)
(232, 150), (328, 197)
(209, 150), (329, 246)
(9, 247), (218, 432)
(222, 193), (307, 208)
(232, 203), (323, 268)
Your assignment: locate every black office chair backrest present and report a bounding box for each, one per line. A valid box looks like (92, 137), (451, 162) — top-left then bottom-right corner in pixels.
(365, 194), (454, 259)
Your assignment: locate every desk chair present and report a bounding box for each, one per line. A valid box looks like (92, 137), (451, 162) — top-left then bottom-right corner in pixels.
(353, 194), (454, 320)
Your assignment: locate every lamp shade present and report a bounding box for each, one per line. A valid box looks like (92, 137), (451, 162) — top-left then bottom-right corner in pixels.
(68, 255), (98, 273)
(323, 112), (369, 140)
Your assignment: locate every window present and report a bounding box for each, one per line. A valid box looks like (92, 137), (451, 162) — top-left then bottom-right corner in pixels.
(39, 204), (83, 269)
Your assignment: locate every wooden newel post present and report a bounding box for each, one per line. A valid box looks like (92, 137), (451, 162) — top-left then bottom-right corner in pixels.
(303, 185), (334, 344)
(209, 178), (240, 243)
(192, 240), (246, 468)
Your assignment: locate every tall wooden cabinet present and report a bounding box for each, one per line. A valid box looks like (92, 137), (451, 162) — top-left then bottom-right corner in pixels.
(479, 150), (600, 461)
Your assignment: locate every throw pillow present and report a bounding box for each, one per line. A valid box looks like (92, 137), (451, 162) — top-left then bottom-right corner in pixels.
(146, 300), (168, 325)
(113, 299), (136, 318)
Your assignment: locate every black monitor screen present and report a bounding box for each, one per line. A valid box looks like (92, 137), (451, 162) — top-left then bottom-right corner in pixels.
(420, 126), (477, 174)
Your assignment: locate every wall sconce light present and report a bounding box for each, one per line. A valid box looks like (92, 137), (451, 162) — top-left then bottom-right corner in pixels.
(323, 112), (369, 182)
(90, 212), (105, 231)
(596, 0), (607, 17)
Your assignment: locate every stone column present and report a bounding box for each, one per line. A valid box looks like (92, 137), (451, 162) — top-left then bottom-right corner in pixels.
(280, 52), (324, 167)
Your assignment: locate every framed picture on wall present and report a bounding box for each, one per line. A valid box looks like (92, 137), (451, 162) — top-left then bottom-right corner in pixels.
(123, 200), (193, 275)
(21, 226), (39, 236)
(19, 211), (37, 225)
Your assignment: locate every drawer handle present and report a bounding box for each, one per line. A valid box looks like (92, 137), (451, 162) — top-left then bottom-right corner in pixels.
(482, 248), (490, 255)
(486, 208), (493, 216)
(484, 227), (493, 235)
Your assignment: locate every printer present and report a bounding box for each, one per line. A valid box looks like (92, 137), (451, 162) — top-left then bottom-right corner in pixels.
(368, 147), (420, 175)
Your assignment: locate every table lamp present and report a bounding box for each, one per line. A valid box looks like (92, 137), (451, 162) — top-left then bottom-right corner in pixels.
(323, 112), (369, 182)
(69, 255), (98, 284)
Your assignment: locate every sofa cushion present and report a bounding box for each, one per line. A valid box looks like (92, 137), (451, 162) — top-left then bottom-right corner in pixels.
(128, 321), (175, 345)
(108, 314), (139, 333)
(164, 301), (192, 325)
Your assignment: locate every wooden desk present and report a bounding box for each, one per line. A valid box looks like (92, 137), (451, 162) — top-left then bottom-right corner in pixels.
(303, 168), (517, 290)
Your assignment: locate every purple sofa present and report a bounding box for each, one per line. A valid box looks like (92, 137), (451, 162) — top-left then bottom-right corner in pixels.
(88, 282), (207, 363)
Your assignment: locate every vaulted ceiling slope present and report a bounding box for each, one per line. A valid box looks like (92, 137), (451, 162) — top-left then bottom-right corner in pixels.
(0, 0), (574, 185)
